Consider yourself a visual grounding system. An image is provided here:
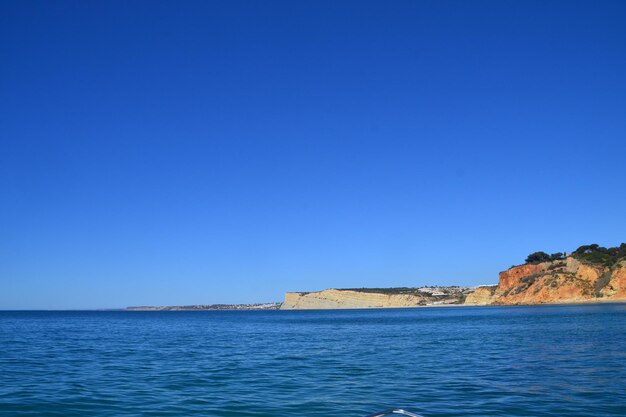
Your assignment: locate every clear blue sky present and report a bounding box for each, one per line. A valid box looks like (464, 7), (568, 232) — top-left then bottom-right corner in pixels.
(1, 1), (625, 309)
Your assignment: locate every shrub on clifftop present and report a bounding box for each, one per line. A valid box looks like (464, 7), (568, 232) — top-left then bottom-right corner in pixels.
(525, 251), (551, 264)
(572, 243), (626, 266)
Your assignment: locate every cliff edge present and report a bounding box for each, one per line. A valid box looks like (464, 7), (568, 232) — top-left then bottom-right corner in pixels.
(467, 243), (626, 306)
(280, 287), (468, 310)
(490, 257), (626, 305)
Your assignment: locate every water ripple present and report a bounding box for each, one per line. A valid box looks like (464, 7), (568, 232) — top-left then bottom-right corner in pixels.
(1, 305), (625, 416)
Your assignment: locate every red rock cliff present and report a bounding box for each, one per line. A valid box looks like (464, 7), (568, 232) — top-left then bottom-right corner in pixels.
(498, 262), (549, 292)
(491, 257), (626, 305)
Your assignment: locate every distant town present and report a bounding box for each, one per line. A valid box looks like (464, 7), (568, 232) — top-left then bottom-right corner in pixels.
(126, 303), (282, 311)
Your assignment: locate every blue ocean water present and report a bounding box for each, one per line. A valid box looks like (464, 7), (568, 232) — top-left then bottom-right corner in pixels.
(1, 305), (625, 417)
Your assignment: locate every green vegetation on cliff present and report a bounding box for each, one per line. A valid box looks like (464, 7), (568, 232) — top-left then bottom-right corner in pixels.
(525, 243), (626, 267)
(525, 252), (564, 264)
(572, 244), (626, 266)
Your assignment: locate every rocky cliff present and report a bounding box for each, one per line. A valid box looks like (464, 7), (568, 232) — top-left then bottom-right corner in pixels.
(464, 286), (497, 305)
(280, 287), (468, 310)
(281, 290), (420, 309)
(488, 257), (626, 305)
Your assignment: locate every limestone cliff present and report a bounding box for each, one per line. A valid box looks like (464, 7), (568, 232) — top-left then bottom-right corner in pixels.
(280, 287), (466, 310)
(281, 289), (425, 309)
(464, 286), (497, 305)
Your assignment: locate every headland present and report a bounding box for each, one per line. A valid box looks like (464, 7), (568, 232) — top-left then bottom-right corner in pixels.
(280, 243), (626, 309)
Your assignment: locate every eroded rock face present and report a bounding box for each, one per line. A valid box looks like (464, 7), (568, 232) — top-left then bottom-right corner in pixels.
(464, 287), (497, 305)
(280, 289), (428, 310)
(565, 257), (580, 273)
(576, 263), (603, 283)
(601, 261), (626, 299)
(493, 257), (624, 305)
(497, 262), (549, 292)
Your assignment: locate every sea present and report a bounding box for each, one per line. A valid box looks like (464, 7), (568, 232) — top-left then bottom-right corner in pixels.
(1, 304), (625, 417)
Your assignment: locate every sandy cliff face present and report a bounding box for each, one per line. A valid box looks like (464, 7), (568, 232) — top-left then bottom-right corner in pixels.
(464, 287), (497, 305)
(492, 257), (626, 305)
(280, 289), (428, 310)
(600, 261), (626, 299)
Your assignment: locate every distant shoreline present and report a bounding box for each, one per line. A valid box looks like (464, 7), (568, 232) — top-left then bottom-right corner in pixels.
(125, 302), (282, 311)
(1, 301), (625, 313)
(2, 299), (626, 312)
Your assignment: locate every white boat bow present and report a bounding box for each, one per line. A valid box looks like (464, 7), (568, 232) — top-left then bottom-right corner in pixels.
(365, 409), (424, 417)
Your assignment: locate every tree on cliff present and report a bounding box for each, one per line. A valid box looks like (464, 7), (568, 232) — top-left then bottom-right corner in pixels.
(572, 243), (626, 266)
(525, 251), (551, 264)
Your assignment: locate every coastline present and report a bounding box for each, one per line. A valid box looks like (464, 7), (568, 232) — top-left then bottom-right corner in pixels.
(122, 298), (626, 312)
